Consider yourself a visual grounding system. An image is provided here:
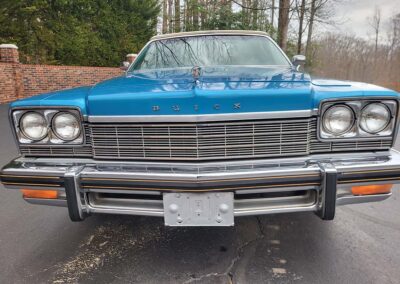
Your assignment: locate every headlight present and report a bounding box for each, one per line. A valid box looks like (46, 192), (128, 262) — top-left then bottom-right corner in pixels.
(20, 112), (48, 141)
(52, 112), (81, 141)
(322, 105), (354, 135)
(360, 103), (391, 134)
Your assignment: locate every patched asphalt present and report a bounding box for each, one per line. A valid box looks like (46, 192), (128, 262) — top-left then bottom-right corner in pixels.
(0, 103), (399, 284)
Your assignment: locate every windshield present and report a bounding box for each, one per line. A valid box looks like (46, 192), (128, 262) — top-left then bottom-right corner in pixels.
(130, 35), (290, 72)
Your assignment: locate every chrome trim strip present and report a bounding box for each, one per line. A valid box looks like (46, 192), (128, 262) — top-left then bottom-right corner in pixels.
(336, 193), (391, 206)
(3, 151), (400, 182)
(88, 110), (316, 123)
(80, 173), (320, 183)
(3, 184), (65, 191)
(80, 182), (321, 193)
(86, 190), (318, 217)
(24, 198), (68, 207)
(234, 193), (317, 216)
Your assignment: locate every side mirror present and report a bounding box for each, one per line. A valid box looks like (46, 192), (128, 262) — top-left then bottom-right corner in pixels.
(120, 61), (130, 71)
(292, 55), (306, 71)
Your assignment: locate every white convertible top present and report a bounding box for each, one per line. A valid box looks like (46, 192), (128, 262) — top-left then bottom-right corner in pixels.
(151, 30), (270, 41)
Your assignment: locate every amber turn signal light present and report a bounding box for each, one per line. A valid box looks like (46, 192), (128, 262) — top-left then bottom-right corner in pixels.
(22, 189), (58, 199)
(351, 184), (392, 196)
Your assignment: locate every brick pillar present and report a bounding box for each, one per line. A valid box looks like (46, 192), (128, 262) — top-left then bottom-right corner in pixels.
(0, 44), (19, 63)
(0, 44), (23, 103)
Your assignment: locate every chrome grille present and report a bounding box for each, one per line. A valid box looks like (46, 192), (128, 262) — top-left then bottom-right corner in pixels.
(19, 118), (393, 160)
(89, 119), (312, 160)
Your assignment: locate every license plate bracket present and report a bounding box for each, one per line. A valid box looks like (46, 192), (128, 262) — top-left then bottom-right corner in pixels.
(163, 192), (234, 226)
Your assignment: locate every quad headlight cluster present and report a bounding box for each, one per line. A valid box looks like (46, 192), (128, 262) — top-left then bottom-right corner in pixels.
(12, 109), (83, 144)
(319, 100), (397, 139)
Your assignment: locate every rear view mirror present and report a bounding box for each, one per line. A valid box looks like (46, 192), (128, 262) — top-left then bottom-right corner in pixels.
(120, 61), (130, 71)
(292, 55), (306, 71)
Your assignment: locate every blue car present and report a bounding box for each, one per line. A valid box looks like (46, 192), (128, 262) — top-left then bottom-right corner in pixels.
(1, 30), (399, 226)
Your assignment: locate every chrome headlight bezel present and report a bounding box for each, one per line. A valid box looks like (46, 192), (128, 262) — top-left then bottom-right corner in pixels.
(359, 103), (391, 134)
(12, 108), (84, 145)
(51, 112), (82, 141)
(321, 104), (355, 136)
(318, 99), (397, 141)
(19, 111), (49, 141)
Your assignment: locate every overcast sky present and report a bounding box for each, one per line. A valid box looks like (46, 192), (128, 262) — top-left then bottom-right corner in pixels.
(331, 0), (400, 39)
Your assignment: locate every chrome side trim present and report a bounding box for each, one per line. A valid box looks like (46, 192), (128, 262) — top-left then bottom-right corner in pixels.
(86, 190), (318, 217)
(234, 194), (317, 216)
(88, 110), (315, 123)
(88, 193), (164, 217)
(24, 198), (68, 207)
(336, 193), (392, 206)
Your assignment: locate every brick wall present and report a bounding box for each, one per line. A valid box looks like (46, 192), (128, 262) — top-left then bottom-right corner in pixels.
(0, 44), (123, 104)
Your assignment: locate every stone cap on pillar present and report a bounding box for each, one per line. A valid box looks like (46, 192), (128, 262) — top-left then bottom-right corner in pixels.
(126, 53), (138, 64)
(0, 44), (19, 63)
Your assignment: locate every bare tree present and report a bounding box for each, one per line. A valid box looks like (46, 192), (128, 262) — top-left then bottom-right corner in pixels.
(168, 0), (173, 33)
(297, 0), (306, 54)
(305, 0), (316, 60)
(388, 13), (400, 58)
(162, 0), (168, 33)
(184, 0), (190, 31)
(277, 0), (290, 51)
(368, 6), (381, 59)
(193, 0), (199, 30)
(174, 0), (181, 32)
(200, 0), (207, 28)
(252, 0), (259, 28)
(270, 0), (275, 36)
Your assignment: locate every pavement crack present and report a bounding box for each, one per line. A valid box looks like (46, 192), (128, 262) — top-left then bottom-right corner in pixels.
(183, 217), (265, 284)
(183, 272), (229, 284)
(227, 217), (266, 283)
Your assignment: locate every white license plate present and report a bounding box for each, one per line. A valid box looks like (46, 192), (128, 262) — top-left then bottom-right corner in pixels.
(163, 192), (234, 226)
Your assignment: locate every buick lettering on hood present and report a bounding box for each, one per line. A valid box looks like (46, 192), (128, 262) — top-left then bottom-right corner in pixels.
(1, 31), (399, 226)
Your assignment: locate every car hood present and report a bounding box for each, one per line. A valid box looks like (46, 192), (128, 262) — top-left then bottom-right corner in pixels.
(10, 67), (399, 116)
(86, 66), (314, 116)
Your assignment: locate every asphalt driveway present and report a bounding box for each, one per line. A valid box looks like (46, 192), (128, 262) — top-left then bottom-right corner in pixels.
(0, 103), (399, 284)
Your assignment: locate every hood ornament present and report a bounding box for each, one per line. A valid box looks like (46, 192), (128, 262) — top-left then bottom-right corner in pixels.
(192, 66), (201, 82)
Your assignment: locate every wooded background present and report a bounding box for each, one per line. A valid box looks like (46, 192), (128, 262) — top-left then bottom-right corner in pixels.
(0, 0), (399, 89)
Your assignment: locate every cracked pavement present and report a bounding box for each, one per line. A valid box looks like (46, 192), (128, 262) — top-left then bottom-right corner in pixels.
(1, 104), (400, 283)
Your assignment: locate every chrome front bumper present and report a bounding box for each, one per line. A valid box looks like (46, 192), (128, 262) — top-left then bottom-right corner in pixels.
(1, 150), (400, 222)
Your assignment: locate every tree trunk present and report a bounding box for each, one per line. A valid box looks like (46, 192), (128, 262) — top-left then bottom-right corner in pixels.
(271, 0), (275, 36)
(252, 0), (258, 29)
(192, 0), (199, 30)
(184, 0), (190, 31)
(200, 0), (205, 28)
(174, 0), (180, 32)
(305, 0), (316, 60)
(297, 0), (306, 54)
(162, 0), (168, 34)
(277, 0), (290, 51)
(168, 0), (173, 33)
